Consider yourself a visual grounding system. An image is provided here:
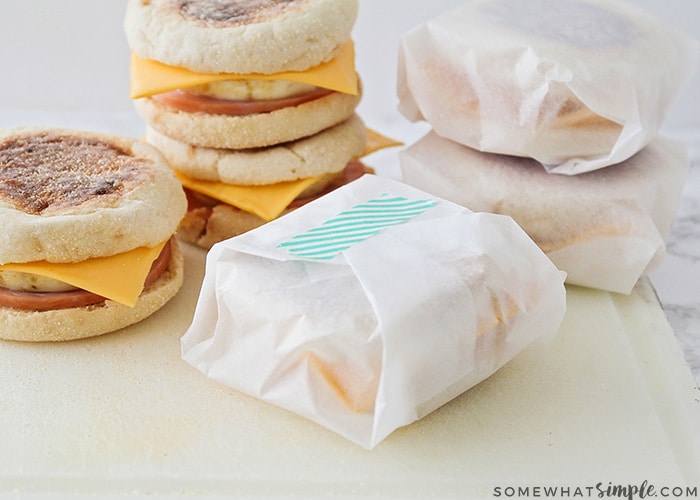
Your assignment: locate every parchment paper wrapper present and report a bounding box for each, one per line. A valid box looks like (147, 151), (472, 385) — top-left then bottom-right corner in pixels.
(181, 175), (566, 449)
(397, 0), (700, 174)
(400, 132), (689, 294)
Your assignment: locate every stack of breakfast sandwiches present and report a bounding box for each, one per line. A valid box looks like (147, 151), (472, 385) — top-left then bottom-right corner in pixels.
(125, 0), (371, 249)
(396, 0), (699, 294)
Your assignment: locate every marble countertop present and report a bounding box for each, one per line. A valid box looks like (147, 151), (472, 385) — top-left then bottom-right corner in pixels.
(0, 109), (698, 388)
(649, 151), (700, 385)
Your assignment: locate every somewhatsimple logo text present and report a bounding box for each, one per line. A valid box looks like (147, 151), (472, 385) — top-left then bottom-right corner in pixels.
(492, 481), (698, 499)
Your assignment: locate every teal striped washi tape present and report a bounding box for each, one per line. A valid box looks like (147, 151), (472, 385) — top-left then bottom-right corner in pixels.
(277, 193), (438, 261)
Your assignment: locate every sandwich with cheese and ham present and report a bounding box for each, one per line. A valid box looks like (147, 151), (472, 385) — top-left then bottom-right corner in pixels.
(124, 0), (373, 249)
(0, 127), (187, 342)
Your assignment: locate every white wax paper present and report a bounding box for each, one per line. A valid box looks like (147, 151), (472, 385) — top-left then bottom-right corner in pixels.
(400, 132), (689, 294)
(397, 0), (700, 174)
(181, 175), (566, 449)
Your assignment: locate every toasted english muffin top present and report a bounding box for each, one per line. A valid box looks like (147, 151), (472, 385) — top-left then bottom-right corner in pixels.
(0, 127), (187, 264)
(124, 0), (358, 74)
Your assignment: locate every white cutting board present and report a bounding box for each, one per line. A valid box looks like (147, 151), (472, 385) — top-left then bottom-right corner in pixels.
(1, 243), (699, 499)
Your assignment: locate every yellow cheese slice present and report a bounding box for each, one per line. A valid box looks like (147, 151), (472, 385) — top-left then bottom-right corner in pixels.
(364, 129), (404, 156)
(176, 171), (320, 222)
(130, 41), (358, 99)
(0, 241), (167, 308)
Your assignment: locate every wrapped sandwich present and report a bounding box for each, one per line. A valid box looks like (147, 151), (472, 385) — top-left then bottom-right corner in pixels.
(125, 0), (371, 248)
(397, 0), (699, 174)
(181, 175), (566, 448)
(400, 131), (689, 294)
(0, 127), (187, 341)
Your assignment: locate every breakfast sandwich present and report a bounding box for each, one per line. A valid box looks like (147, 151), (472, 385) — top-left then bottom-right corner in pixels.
(0, 127), (187, 341)
(397, 0), (699, 174)
(400, 131), (689, 294)
(181, 174), (567, 448)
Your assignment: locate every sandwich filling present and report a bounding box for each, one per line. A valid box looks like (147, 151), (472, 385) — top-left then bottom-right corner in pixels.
(180, 161), (371, 247)
(0, 240), (173, 311)
(130, 40), (358, 99)
(152, 83), (333, 116)
(183, 160), (369, 219)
